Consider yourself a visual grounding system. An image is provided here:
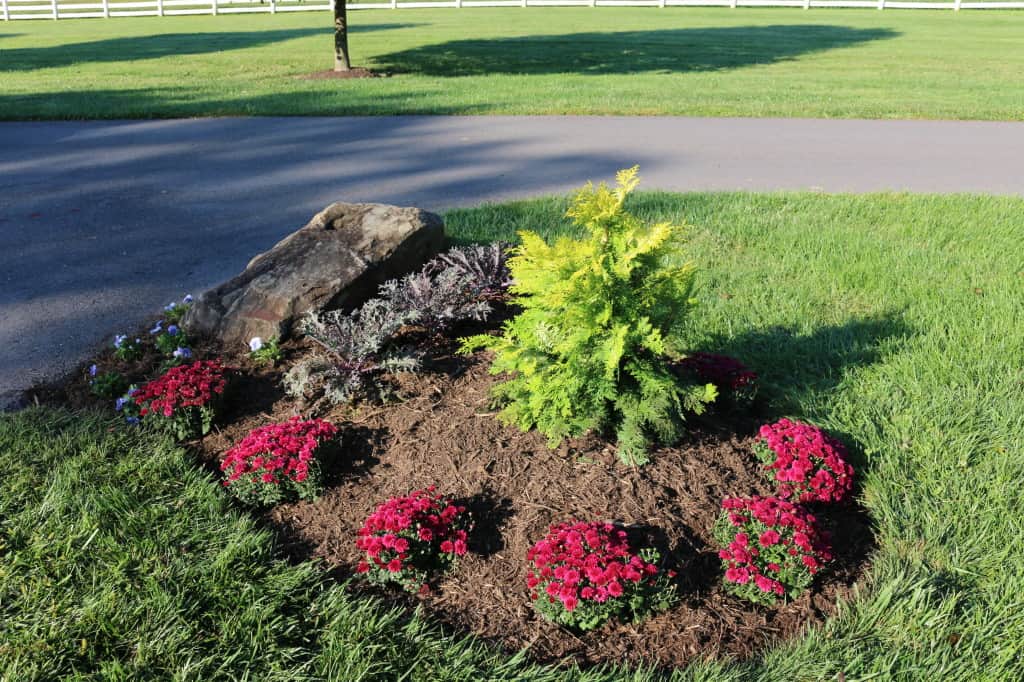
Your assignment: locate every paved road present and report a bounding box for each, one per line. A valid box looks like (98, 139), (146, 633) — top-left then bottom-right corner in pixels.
(2, 115), (1023, 407)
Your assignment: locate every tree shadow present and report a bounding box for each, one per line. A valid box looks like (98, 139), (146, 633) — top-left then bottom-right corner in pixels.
(703, 313), (909, 408)
(0, 84), (503, 119)
(693, 312), (912, 474)
(376, 25), (898, 77)
(0, 25), (419, 72)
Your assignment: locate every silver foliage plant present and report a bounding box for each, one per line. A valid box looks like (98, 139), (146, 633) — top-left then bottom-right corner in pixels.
(284, 299), (421, 409)
(378, 268), (491, 331)
(426, 241), (513, 297)
(284, 242), (512, 409)
(381, 242), (513, 329)
(305, 296), (414, 363)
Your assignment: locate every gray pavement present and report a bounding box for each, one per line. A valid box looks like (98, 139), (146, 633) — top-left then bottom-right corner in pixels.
(2, 115), (1023, 407)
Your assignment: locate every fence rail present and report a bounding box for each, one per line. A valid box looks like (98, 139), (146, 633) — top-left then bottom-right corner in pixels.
(2, 0), (1022, 19)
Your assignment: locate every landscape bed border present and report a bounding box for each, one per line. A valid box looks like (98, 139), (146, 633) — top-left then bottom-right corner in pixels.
(67, 283), (872, 670)
(25, 173), (873, 667)
(3, 0), (1022, 23)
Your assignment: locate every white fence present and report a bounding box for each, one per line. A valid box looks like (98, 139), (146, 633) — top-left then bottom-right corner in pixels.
(2, 0), (1021, 20)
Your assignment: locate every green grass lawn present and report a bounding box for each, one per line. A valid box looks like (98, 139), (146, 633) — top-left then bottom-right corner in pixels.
(2, 9), (1023, 120)
(3, 191), (1024, 680)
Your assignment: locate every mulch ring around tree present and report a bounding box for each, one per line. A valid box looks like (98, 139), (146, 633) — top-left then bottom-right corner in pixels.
(37, 320), (874, 671)
(299, 67), (383, 80)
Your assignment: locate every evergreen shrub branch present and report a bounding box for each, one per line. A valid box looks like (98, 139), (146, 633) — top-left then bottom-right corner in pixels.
(461, 167), (717, 465)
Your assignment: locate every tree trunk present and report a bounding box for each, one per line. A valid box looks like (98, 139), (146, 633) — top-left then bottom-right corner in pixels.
(333, 0), (351, 72)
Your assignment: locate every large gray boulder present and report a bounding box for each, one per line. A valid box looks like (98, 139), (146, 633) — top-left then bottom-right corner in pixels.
(185, 202), (444, 347)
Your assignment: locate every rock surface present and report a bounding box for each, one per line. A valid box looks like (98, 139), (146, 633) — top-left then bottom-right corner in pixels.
(185, 202), (444, 347)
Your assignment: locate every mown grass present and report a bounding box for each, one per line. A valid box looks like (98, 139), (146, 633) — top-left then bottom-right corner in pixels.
(2, 9), (1024, 120)
(3, 191), (1024, 680)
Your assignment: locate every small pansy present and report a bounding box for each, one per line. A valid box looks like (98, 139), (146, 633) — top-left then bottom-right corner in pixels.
(249, 337), (264, 352)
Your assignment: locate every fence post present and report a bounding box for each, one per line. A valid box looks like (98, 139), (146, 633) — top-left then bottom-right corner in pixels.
(52, 0), (58, 19)
(659, 0), (665, 7)
(390, 0), (396, 8)
(954, 0), (961, 8)
(102, 0), (109, 16)
(803, 0), (810, 8)
(270, 0), (276, 13)
(1, 0), (8, 22)
(730, 0), (737, 8)
(157, 0), (164, 15)
(456, 0), (461, 7)
(877, 0), (884, 8)
(212, 0), (218, 15)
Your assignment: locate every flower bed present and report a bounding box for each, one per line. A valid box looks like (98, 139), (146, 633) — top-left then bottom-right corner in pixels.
(40, 284), (873, 670)
(35, 172), (873, 671)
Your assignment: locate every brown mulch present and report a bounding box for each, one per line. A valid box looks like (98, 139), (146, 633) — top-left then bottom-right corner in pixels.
(299, 67), (382, 80)
(32, 321), (874, 671)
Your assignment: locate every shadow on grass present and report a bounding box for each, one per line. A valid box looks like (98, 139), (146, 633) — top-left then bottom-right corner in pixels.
(0, 25), (419, 72)
(0, 86), (497, 118)
(703, 312), (912, 470)
(709, 315), (907, 400)
(377, 25), (898, 76)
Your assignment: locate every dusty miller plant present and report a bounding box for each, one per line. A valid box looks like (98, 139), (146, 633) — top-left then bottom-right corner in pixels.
(460, 167), (717, 465)
(284, 298), (421, 409)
